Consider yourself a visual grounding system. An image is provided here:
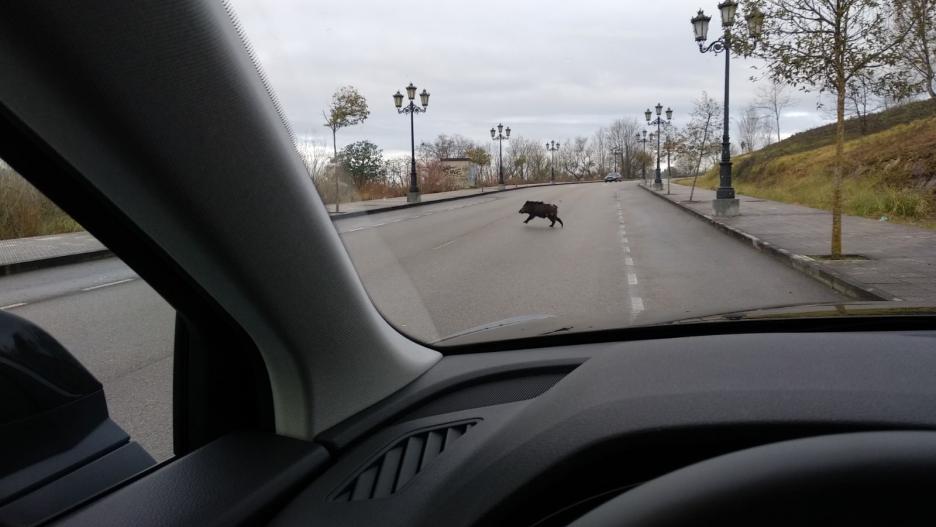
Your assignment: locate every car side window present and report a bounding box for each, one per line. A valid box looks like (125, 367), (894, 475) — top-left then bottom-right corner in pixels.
(0, 159), (174, 462)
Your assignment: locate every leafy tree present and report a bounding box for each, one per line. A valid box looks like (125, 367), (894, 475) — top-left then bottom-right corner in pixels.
(323, 86), (370, 211)
(339, 140), (384, 189)
(465, 146), (491, 188)
(749, 0), (910, 257)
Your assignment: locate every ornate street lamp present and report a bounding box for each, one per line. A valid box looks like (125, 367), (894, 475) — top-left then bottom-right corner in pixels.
(635, 130), (649, 184)
(691, 2), (763, 215)
(394, 82), (430, 203)
(491, 124), (511, 189)
(611, 147), (622, 176)
(546, 140), (560, 184)
(646, 103), (673, 191)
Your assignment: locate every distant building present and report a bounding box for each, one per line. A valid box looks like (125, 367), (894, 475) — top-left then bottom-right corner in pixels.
(440, 157), (480, 187)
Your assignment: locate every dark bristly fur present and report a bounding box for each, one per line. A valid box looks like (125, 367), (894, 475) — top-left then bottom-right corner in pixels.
(518, 201), (564, 227)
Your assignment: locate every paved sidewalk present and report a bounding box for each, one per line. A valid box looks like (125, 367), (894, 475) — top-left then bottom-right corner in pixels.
(0, 232), (110, 276)
(327, 181), (592, 217)
(642, 182), (936, 303)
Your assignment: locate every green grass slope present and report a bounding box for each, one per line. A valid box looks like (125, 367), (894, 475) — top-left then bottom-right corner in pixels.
(688, 100), (936, 227)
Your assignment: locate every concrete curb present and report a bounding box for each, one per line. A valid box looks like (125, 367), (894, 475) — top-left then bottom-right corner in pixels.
(637, 184), (894, 302)
(0, 249), (113, 277)
(328, 180), (603, 219)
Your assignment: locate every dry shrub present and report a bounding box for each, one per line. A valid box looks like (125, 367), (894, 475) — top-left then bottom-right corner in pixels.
(0, 166), (82, 240)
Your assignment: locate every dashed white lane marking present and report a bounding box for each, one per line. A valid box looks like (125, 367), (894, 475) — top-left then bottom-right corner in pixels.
(631, 297), (645, 313)
(433, 240), (456, 250)
(347, 227), (365, 232)
(0, 302), (27, 310)
(616, 194), (643, 319)
(81, 278), (134, 292)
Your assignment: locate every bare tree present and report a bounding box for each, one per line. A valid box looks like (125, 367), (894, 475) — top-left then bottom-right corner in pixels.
(893, 0), (936, 98)
(592, 128), (609, 176)
(845, 71), (885, 134)
(754, 79), (793, 143)
(678, 92), (722, 201)
(382, 156), (410, 192)
(418, 134), (475, 161)
(559, 137), (596, 180)
(295, 137), (330, 184)
(506, 137), (545, 182)
(605, 118), (640, 179)
(736, 104), (764, 154)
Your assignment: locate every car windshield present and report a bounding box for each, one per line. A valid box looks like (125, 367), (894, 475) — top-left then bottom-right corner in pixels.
(41, 1), (936, 347)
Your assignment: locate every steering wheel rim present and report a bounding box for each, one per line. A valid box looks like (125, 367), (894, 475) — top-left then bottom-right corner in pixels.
(568, 431), (936, 527)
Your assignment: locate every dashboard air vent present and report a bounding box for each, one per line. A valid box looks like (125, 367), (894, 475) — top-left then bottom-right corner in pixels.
(332, 420), (480, 502)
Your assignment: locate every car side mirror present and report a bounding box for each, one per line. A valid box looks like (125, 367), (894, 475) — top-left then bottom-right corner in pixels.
(0, 310), (154, 511)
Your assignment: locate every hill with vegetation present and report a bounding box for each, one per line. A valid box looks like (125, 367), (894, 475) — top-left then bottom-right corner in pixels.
(688, 99), (936, 227)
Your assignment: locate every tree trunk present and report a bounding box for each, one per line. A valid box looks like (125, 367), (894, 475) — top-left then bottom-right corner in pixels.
(332, 128), (339, 213)
(832, 75), (846, 258)
(690, 114), (712, 202)
(919, 3), (936, 99)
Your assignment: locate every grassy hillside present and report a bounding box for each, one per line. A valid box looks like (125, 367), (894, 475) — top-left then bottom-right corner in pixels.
(750, 98), (936, 161)
(689, 101), (936, 227)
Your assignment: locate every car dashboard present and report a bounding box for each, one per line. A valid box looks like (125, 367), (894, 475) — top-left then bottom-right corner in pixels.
(60, 330), (936, 526)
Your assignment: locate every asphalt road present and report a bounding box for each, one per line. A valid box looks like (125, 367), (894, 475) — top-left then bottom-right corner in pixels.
(0, 181), (846, 462)
(335, 181), (846, 342)
(0, 259), (175, 462)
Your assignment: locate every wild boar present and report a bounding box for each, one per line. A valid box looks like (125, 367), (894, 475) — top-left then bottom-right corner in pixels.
(518, 200), (564, 227)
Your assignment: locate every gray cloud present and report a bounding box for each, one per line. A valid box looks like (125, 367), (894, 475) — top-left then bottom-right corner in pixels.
(228, 0), (829, 154)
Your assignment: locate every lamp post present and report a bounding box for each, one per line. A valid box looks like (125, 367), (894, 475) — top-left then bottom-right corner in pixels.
(394, 83), (430, 203)
(691, 1), (764, 216)
(646, 103), (673, 191)
(491, 124), (510, 190)
(546, 140), (560, 184)
(635, 130), (649, 185)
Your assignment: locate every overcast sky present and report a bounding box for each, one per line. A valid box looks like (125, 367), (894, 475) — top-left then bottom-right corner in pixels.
(228, 0), (830, 157)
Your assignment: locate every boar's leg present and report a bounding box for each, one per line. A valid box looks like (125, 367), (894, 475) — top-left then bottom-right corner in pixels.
(524, 214), (535, 223)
